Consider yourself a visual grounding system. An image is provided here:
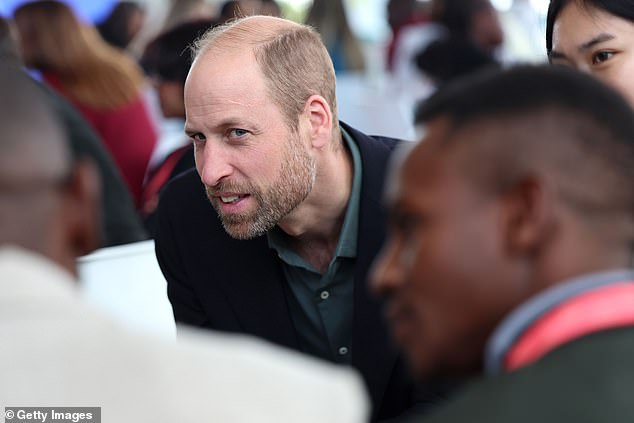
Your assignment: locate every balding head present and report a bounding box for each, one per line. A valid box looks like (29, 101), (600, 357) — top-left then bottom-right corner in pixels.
(193, 15), (302, 55)
(0, 64), (100, 273)
(190, 15), (338, 134)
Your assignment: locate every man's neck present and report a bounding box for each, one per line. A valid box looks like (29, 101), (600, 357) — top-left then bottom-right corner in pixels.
(286, 234), (342, 274)
(277, 139), (353, 272)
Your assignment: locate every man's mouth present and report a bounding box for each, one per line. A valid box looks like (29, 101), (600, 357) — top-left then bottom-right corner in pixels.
(386, 301), (416, 342)
(215, 193), (249, 205)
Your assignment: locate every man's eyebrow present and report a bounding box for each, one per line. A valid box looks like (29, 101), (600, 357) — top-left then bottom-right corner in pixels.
(578, 33), (615, 52)
(184, 118), (249, 136)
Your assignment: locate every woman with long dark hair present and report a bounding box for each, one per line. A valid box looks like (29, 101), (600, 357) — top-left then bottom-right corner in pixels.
(546, 0), (634, 106)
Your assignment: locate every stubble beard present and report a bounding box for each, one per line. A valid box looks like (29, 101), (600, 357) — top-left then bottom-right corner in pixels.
(205, 134), (316, 240)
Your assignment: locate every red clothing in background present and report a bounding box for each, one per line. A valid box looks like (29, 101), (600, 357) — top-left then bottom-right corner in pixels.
(44, 74), (157, 208)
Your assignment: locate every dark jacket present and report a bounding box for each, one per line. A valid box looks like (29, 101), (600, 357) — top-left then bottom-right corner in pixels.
(410, 327), (634, 423)
(155, 122), (439, 421)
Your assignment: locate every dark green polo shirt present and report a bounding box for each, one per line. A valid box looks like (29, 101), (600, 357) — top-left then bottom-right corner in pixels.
(267, 128), (362, 364)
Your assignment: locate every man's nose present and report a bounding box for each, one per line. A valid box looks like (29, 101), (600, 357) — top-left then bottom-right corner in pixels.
(370, 242), (403, 298)
(195, 141), (234, 187)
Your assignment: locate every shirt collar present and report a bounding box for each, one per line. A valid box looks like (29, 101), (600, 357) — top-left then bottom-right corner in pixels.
(334, 126), (362, 259)
(267, 126), (362, 262)
(485, 268), (634, 375)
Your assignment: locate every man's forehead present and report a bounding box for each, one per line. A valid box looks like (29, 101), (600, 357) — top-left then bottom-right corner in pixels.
(398, 146), (442, 196)
(392, 118), (485, 207)
(408, 114), (510, 173)
(383, 142), (416, 207)
(385, 141), (448, 210)
(184, 52), (268, 123)
(186, 49), (263, 99)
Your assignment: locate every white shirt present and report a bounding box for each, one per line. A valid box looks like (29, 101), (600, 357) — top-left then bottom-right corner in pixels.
(0, 247), (369, 422)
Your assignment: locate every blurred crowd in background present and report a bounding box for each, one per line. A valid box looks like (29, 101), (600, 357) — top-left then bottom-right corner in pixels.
(0, 0), (547, 247)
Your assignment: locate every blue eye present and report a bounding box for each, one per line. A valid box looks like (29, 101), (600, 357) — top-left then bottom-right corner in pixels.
(229, 128), (249, 138)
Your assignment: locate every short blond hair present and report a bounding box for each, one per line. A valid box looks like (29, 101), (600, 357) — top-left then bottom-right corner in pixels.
(192, 16), (339, 136)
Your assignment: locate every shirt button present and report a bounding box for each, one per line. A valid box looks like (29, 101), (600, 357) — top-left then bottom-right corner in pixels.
(320, 290), (330, 300)
(338, 346), (348, 356)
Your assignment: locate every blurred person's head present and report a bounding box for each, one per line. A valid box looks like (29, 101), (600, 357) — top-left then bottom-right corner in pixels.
(387, 0), (425, 31)
(162, 0), (215, 30)
(185, 16), (339, 239)
(547, 0), (634, 107)
(0, 16), (20, 63)
(97, 1), (146, 50)
(219, 0), (243, 22)
(142, 19), (216, 118)
(305, 0), (366, 72)
(415, 35), (501, 85)
(0, 63), (101, 274)
(219, 0), (266, 22)
(15, 0), (84, 72)
(431, 0), (504, 54)
(260, 0), (282, 17)
(14, 0), (145, 110)
(371, 65), (634, 381)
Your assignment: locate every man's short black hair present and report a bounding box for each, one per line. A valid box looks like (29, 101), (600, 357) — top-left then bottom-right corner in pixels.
(415, 65), (634, 222)
(416, 65), (634, 139)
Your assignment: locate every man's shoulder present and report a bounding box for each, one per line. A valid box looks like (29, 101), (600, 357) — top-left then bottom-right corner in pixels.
(157, 168), (222, 231)
(414, 329), (634, 423)
(156, 168), (227, 250)
(1, 304), (368, 422)
(341, 121), (404, 153)
(145, 328), (369, 422)
(173, 328), (369, 421)
(403, 371), (551, 423)
(161, 167), (204, 201)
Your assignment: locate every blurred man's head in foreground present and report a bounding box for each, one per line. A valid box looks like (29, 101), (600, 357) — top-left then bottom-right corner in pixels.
(0, 64), (100, 274)
(372, 65), (634, 381)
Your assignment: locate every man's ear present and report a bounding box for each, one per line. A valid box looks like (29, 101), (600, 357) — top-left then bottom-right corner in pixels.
(302, 94), (332, 149)
(501, 175), (556, 256)
(62, 158), (102, 258)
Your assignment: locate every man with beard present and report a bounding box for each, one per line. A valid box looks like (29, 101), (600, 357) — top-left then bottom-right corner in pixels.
(0, 62), (368, 423)
(155, 15), (442, 422)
